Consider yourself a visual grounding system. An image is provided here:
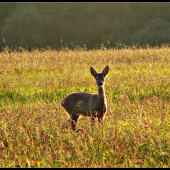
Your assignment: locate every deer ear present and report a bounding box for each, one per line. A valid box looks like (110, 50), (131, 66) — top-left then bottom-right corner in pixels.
(90, 67), (97, 77)
(102, 66), (109, 77)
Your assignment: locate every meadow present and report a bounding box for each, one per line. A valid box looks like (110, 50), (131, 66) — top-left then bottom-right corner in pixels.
(0, 45), (170, 167)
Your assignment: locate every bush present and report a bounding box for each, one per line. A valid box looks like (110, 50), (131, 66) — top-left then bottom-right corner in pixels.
(131, 18), (170, 46)
(1, 4), (45, 49)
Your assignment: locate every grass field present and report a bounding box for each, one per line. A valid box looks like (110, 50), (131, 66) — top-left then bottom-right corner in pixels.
(0, 45), (170, 167)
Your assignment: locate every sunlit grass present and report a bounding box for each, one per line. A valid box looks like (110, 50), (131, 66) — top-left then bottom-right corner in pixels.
(0, 45), (170, 167)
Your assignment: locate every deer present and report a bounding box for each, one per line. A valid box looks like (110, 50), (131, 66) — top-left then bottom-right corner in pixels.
(60, 66), (109, 131)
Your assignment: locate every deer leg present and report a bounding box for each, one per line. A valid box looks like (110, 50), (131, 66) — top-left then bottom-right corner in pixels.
(90, 116), (96, 132)
(90, 116), (95, 132)
(71, 114), (79, 131)
(98, 113), (104, 123)
(91, 115), (96, 123)
(98, 108), (105, 123)
(98, 117), (102, 123)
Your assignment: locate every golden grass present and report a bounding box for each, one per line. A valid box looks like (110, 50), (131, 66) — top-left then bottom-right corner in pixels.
(0, 45), (170, 167)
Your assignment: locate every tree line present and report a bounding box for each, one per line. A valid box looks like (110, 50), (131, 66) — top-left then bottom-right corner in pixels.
(0, 3), (170, 50)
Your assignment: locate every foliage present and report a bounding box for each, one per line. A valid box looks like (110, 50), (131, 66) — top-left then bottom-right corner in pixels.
(0, 45), (170, 167)
(132, 18), (170, 46)
(1, 3), (45, 49)
(0, 3), (170, 49)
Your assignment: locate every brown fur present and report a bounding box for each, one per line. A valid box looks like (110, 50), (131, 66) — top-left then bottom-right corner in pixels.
(60, 66), (109, 131)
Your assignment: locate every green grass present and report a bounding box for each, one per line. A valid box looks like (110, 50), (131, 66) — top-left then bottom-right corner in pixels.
(0, 46), (170, 167)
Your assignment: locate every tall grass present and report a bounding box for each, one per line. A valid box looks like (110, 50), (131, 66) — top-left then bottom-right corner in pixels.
(0, 45), (170, 167)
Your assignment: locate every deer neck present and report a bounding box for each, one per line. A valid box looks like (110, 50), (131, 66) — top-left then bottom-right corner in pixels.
(97, 85), (106, 105)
